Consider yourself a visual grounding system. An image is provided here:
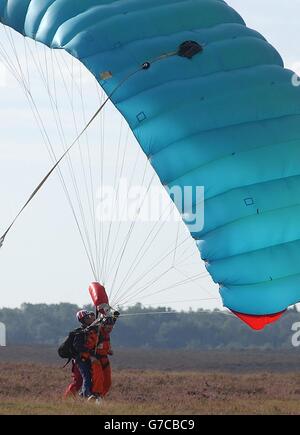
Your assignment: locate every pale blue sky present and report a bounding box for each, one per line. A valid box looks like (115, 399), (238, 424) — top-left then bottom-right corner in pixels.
(0, 1), (299, 310)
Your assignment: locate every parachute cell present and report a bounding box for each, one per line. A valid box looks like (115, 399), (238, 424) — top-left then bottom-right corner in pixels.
(1, 0), (300, 328)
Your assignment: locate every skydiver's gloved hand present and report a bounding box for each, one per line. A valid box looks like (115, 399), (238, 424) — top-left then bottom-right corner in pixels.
(113, 311), (120, 320)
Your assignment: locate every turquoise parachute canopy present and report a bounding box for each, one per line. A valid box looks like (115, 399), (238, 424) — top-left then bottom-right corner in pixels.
(1, 0), (300, 326)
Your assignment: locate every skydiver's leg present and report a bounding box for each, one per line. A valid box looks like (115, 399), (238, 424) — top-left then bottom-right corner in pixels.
(102, 359), (112, 397)
(64, 360), (83, 398)
(91, 360), (105, 396)
(76, 358), (92, 397)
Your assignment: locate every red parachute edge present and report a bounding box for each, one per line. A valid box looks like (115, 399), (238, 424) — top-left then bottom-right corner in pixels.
(231, 310), (286, 330)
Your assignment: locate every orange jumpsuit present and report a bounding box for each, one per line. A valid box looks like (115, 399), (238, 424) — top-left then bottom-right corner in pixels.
(67, 324), (113, 398)
(91, 326), (112, 397)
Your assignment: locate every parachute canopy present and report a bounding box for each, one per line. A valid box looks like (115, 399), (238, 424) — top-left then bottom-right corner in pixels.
(1, 0), (300, 329)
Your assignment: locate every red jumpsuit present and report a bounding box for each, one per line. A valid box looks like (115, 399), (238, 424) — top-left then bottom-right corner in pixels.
(64, 360), (83, 398)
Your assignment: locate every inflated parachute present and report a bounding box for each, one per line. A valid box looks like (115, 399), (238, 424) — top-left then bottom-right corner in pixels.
(1, 0), (300, 329)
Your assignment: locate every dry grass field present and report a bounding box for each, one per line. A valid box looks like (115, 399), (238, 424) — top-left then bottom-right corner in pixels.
(0, 346), (300, 415)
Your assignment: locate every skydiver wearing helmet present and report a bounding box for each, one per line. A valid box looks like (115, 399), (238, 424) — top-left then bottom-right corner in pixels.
(64, 308), (119, 402)
(64, 309), (97, 399)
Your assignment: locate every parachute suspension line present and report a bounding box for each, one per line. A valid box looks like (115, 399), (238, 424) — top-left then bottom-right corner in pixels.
(95, 83), (106, 280)
(104, 150), (152, 292)
(105, 150), (152, 296)
(0, 39), (98, 278)
(111, 206), (212, 305)
(117, 296), (218, 310)
(103, 127), (134, 284)
(112, 235), (191, 306)
(119, 311), (178, 317)
(105, 148), (153, 291)
(172, 220), (181, 267)
(52, 50), (98, 277)
(78, 64), (100, 279)
(105, 126), (132, 279)
(52, 51), (97, 265)
(82, 82), (102, 279)
(177, 251), (205, 269)
(116, 234), (212, 305)
(47, 46), (104, 281)
(58, 52), (98, 251)
(96, 81), (113, 282)
(4, 26), (27, 86)
(0, 51), (146, 250)
(100, 119), (127, 284)
(126, 278), (216, 306)
(117, 270), (210, 308)
(175, 244), (198, 265)
(0, 30), (91, 271)
(23, 37), (31, 89)
(114, 266), (175, 307)
(107, 149), (160, 296)
(117, 300), (220, 317)
(48, 50), (98, 279)
(1, 38), (96, 279)
(30, 41), (98, 278)
(114, 236), (210, 307)
(108, 165), (156, 299)
(103, 142), (141, 284)
(112, 200), (178, 303)
(173, 266), (215, 299)
(112, 218), (193, 304)
(0, 32), (100, 278)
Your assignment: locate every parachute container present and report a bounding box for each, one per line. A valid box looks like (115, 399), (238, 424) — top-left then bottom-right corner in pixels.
(89, 282), (109, 314)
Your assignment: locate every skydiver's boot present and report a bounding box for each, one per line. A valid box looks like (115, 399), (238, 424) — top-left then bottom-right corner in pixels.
(87, 393), (103, 405)
(87, 394), (98, 402)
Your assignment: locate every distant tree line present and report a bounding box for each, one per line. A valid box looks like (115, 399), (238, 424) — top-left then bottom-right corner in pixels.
(0, 302), (299, 349)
